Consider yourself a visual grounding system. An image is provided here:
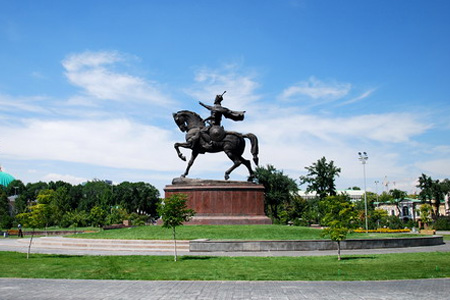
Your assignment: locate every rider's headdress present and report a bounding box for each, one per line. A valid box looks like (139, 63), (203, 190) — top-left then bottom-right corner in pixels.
(214, 91), (226, 104)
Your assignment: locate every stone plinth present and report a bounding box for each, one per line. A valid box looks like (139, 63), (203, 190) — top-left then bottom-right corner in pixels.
(164, 178), (272, 225)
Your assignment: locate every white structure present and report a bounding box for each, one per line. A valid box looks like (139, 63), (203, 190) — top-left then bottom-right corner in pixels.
(297, 189), (365, 201)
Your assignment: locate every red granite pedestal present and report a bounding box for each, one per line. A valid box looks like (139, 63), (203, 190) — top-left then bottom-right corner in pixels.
(164, 178), (272, 225)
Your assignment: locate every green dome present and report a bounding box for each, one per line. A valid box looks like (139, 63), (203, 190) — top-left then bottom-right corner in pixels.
(0, 171), (15, 187)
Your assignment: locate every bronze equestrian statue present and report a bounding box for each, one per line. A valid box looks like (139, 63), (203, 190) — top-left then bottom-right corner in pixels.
(173, 92), (259, 181)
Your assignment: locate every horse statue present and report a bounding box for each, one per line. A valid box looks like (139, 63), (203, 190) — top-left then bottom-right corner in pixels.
(173, 110), (259, 181)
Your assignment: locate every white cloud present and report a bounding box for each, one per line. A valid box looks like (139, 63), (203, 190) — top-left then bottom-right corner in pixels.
(62, 51), (174, 106)
(244, 111), (429, 145)
(42, 173), (87, 185)
(187, 65), (261, 110)
(0, 94), (49, 114)
(340, 88), (376, 105)
(415, 159), (450, 178)
(279, 76), (351, 101)
(1, 118), (179, 171)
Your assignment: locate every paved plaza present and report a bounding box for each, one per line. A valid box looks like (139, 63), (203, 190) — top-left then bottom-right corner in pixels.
(1, 278), (450, 300)
(0, 235), (449, 299)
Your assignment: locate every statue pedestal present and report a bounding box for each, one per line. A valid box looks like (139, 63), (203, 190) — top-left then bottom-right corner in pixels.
(164, 178), (272, 225)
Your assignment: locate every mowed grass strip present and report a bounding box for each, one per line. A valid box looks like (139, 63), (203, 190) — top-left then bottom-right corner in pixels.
(74, 225), (415, 240)
(1, 251), (449, 281)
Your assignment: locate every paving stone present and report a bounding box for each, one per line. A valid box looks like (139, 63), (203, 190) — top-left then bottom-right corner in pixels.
(0, 279), (449, 300)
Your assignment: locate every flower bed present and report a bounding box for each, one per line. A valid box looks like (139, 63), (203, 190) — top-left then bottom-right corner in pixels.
(353, 228), (411, 233)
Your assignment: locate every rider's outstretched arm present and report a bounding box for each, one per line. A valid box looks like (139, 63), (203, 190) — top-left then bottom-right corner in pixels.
(199, 101), (212, 110)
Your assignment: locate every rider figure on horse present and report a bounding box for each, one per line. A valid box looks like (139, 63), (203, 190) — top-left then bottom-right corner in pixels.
(194, 91), (245, 150)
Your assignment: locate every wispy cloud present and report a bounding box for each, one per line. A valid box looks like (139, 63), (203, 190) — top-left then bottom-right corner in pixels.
(339, 88), (376, 105)
(0, 94), (50, 115)
(62, 51), (174, 107)
(279, 76), (351, 102)
(186, 65), (261, 110)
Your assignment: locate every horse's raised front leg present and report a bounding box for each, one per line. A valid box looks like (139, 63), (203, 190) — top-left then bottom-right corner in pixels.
(182, 151), (198, 178)
(174, 142), (189, 161)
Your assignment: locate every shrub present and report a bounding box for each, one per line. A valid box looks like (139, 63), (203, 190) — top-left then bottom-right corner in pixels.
(434, 217), (450, 230)
(384, 215), (403, 229)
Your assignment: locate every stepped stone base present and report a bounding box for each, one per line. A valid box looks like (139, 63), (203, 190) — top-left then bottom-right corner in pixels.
(164, 178), (271, 225)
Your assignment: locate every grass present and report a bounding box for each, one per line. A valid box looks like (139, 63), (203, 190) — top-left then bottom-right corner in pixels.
(73, 225), (417, 240)
(0, 251), (449, 281)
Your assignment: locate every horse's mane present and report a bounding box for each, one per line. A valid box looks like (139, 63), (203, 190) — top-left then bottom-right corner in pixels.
(175, 110), (205, 126)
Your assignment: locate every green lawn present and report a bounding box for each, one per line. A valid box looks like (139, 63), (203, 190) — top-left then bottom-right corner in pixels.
(73, 225), (417, 240)
(1, 251), (449, 281)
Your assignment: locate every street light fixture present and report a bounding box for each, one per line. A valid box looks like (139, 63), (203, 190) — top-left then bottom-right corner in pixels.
(358, 152), (369, 233)
(374, 180), (379, 202)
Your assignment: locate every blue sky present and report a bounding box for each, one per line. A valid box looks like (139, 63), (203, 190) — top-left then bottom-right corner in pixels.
(1, 0), (449, 195)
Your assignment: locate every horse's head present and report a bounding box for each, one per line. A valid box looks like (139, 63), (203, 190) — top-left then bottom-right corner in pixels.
(173, 112), (188, 132)
(173, 110), (204, 132)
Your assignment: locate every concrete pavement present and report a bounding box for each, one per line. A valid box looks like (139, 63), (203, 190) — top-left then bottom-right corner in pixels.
(1, 278), (449, 299)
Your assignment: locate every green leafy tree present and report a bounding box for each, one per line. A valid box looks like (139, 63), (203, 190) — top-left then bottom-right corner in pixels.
(15, 196), (51, 259)
(320, 195), (357, 260)
(389, 189), (407, 215)
(353, 192), (377, 228)
(106, 206), (129, 225)
(419, 203), (433, 229)
(301, 197), (322, 225)
(300, 157), (341, 200)
(4, 179), (26, 197)
(89, 206), (107, 227)
(60, 210), (89, 228)
(417, 173), (434, 204)
(114, 182), (160, 217)
(416, 174), (449, 220)
(158, 194), (195, 261)
(79, 181), (113, 212)
(52, 187), (72, 226)
(0, 189), (13, 229)
(281, 196), (308, 225)
(30, 189), (56, 229)
(254, 165), (298, 221)
(371, 208), (388, 229)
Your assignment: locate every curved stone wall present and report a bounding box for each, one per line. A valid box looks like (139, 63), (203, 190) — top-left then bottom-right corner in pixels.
(189, 236), (444, 252)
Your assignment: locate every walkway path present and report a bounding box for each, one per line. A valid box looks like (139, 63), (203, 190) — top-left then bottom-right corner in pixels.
(1, 278), (449, 299)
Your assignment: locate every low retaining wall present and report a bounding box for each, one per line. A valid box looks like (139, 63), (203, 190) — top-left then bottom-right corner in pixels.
(2, 230), (92, 237)
(189, 236), (444, 252)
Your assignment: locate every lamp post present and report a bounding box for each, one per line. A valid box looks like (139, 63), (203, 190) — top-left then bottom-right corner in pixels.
(374, 180), (379, 202)
(358, 152), (369, 233)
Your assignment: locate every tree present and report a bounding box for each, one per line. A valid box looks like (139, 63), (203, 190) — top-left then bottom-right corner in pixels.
(300, 157), (341, 200)
(114, 182), (160, 217)
(389, 189), (407, 215)
(89, 206), (107, 227)
(157, 194), (195, 261)
(417, 174), (450, 220)
(79, 181), (113, 212)
(417, 173), (434, 203)
(371, 208), (388, 229)
(0, 189), (13, 229)
(254, 165), (298, 221)
(320, 195), (357, 260)
(419, 204), (433, 229)
(15, 195), (51, 259)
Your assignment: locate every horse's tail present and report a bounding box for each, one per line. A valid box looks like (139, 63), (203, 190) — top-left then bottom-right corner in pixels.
(243, 133), (259, 166)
